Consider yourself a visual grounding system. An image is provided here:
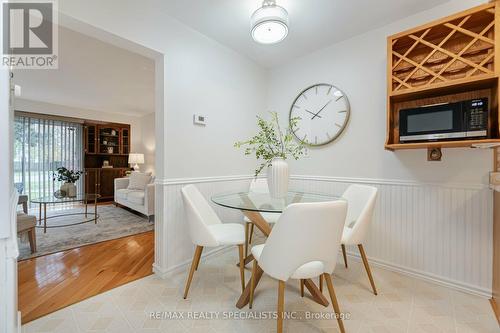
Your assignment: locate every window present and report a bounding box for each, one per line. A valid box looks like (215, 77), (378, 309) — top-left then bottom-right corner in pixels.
(14, 114), (84, 205)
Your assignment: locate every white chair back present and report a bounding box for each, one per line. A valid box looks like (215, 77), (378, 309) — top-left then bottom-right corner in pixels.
(181, 185), (221, 247)
(342, 184), (378, 245)
(249, 178), (269, 194)
(258, 201), (347, 281)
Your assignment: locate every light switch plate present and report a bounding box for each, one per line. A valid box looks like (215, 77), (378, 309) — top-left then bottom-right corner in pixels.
(193, 114), (206, 126)
(490, 172), (500, 185)
(14, 85), (21, 97)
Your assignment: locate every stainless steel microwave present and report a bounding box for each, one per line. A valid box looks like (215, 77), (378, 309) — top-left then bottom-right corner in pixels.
(399, 98), (488, 143)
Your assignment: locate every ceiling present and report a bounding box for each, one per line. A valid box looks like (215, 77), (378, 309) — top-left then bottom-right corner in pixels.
(156, 0), (449, 68)
(14, 26), (155, 117)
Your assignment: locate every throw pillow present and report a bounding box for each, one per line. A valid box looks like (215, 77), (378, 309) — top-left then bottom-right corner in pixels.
(128, 172), (152, 190)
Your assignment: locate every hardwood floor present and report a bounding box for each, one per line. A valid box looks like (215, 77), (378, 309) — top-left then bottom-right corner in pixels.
(18, 231), (154, 324)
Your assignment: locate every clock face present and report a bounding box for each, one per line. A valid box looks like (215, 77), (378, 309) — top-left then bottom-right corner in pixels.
(289, 84), (350, 146)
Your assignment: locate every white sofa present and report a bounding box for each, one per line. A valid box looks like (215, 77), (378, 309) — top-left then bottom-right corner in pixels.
(114, 177), (155, 220)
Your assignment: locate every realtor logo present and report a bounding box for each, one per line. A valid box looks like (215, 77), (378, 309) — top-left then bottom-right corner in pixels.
(2, 0), (58, 68)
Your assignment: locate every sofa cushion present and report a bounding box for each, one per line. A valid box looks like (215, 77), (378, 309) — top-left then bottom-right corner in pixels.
(127, 191), (145, 205)
(128, 172), (152, 191)
(116, 189), (132, 200)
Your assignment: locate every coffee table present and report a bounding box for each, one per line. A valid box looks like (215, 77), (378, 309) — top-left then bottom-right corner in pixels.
(31, 193), (100, 233)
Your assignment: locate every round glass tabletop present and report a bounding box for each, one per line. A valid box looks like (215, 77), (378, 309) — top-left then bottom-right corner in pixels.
(30, 193), (100, 204)
(211, 191), (344, 213)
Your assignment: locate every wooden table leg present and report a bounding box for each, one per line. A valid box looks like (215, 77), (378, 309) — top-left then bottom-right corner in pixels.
(39, 203), (42, 225)
(242, 211), (272, 235)
(94, 196), (98, 224)
(236, 263), (264, 309)
(237, 211), (273, 267)
(303, 279), (329, 307)
(237, 254), (255, 268)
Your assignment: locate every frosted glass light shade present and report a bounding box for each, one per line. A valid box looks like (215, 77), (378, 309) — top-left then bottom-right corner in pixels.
(251, 3), (289, 44)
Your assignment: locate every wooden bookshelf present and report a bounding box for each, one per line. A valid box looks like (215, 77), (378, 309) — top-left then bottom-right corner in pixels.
(83, 121), (131, 201)
(385, 2), (500, 150)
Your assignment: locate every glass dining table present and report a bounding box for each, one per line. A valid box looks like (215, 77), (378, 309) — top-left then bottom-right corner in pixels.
(212, 190), (344, 309)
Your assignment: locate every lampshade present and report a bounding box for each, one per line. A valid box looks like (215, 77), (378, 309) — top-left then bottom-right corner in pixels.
(128, 153), (144, 164)
(251, 0), (289, 45)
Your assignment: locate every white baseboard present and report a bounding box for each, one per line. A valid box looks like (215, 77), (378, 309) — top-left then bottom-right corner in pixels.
(344, 251), (492, 299)
(153, 245), (233, 279)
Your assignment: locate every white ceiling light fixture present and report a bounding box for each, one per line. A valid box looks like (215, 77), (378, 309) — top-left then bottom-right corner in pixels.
(251, 0), (289, 45)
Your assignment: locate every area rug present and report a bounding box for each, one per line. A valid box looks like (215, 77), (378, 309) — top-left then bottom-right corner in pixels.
(18, 205), (154, 261)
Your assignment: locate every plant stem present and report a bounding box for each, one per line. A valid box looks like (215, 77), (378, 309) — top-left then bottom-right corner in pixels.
(274, 114), (285, 155)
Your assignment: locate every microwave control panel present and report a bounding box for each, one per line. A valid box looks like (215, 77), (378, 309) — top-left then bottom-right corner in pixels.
(465, 98), (488, 132)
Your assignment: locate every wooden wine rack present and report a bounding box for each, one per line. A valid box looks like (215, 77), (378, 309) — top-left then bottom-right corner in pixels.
(391, 7), (495, 94)
(385, 2), (500, 150)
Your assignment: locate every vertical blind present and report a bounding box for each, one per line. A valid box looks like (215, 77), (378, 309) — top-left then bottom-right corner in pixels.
(13, 114), (84, 205)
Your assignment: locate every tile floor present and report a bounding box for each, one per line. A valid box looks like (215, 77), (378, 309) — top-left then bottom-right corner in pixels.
(22, 247), (499, 333)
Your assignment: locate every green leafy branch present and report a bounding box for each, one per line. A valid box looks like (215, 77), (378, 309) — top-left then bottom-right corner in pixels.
(234, 112), (307, 176)
(52, 167), (83, 184)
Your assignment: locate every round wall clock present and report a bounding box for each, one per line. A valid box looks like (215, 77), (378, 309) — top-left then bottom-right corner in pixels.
(289, 83), (350, 146)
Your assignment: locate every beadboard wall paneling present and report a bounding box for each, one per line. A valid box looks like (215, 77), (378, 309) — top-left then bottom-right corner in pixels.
(289, 176), (493, 297)
(154, 175), (493, 297)
(154, 176), (253, 276)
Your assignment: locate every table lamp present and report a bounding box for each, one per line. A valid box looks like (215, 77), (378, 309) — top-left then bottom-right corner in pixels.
(128, 153), (144, 171)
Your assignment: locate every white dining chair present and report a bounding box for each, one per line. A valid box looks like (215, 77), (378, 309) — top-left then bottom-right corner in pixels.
(181, 184), (246, 299)
(249, 201), (348, 333)
(331, 184), (379, 296)
(244, 178), (280, 256)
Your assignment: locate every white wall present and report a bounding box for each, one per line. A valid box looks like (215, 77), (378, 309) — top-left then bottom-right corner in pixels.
(266, 0), (494, 295)
(58, 0), (267, 179)
(267, 0), (492, 185)
(56, 0), (267, 273)
(140, 112), (156, 175)
(14, 98), (145, 156)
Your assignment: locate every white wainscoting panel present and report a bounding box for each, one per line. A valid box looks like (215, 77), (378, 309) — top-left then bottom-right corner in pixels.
(154, 176), (253, 277)
(290, 176), (493, 297)
(154, 175), (493, 297)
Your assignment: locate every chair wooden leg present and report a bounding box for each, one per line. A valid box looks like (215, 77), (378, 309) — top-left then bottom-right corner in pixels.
(358, 244), (378, 295)
(319, 275), (323, 292)
(248, 223), (254, 244)
(341, 244), (348, 268)
(28, 228), (36, 254)
(183, 246), (203, 299)
(194, 246), (203, 271)
(300, 279), (304, 297)
(238, 244), (245, 292)
(277, 280), (285, 333)
(249, 260), (258, 309)
(324, 274), (345, 333)
(245, 222), (250, 258)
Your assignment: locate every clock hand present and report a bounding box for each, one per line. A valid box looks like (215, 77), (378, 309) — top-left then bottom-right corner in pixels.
(311, 100), (332, 120)
(305, 109), (322, 118)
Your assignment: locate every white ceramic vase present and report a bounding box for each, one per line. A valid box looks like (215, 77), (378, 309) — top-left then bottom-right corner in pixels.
(267, 157), (289, 198)
(61, 183), (77, 198)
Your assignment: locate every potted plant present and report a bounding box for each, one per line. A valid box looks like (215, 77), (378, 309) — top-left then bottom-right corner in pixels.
(52, 167), (83, 198)
(235, 112), (306, 198)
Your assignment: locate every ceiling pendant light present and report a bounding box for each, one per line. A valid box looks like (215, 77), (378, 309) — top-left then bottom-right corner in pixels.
(251, 0), (289, 45)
